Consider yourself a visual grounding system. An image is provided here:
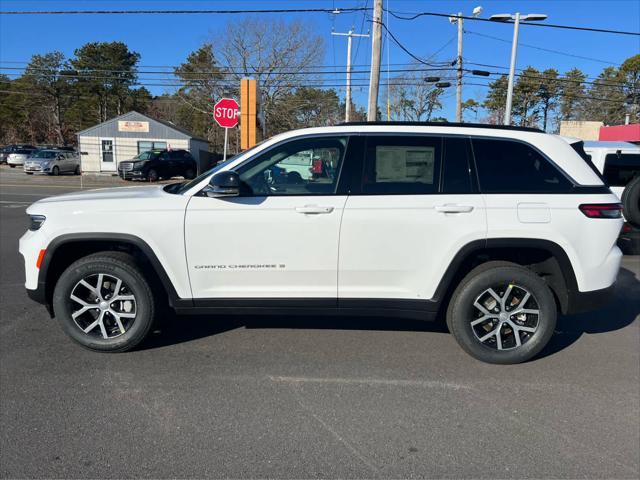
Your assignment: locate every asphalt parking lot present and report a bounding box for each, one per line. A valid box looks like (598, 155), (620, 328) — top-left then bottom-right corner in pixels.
(0, 164), (639, 479)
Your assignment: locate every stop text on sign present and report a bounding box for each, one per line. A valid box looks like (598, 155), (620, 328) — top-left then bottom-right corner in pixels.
(213, 98), (240, 128)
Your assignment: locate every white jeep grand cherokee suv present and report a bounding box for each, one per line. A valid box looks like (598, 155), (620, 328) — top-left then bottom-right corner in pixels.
(19, 123), (623, 364)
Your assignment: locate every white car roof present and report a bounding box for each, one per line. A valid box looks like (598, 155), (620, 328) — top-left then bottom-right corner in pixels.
(583, 141), (640, 151)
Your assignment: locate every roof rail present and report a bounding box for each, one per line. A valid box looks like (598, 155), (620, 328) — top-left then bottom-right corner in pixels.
(338, 121), (544, 133)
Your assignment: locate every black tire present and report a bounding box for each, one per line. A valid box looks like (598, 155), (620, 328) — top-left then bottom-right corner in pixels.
(74, 165), (81, 175)
(184, 167), (196, 180)
(446, 261), (557, 364)
(621, 176), (640, 228)
(25, 172), (33, 175)
(51, 166), (59, 176)
(9, 164), (15, 168)
(52, 252), (155, 352)
(147, 168), (159, 182)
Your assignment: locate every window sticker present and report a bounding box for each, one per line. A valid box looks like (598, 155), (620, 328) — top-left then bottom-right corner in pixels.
(375, 146), (435, 183)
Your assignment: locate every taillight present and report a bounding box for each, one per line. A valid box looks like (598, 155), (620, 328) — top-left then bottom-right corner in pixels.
(578, 203), (623, 219)
(622, 222), (632, 233)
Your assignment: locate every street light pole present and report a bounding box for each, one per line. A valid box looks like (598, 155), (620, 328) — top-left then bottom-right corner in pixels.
(504, 12), (520, 126)
(490, 12), (547, 125)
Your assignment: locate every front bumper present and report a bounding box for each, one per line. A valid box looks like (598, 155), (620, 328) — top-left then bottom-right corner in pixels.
(118, 169), (144, 180)
(24, 164), (51, 173)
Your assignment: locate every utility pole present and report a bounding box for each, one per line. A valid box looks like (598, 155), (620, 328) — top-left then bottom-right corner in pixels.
(332, 29), (369, 122)
(456, 12), (463, 122)
(367, 0), (383, 121)
(450, 7), (483, 123)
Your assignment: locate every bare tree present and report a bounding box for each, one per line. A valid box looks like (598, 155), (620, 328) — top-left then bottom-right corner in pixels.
(213, 17), (325, 137)
(384, 67), (446, 121)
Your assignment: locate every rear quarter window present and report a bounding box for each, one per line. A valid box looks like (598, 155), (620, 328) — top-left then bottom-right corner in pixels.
(603, 153), (640, 187)
(472, 138), (572, 193)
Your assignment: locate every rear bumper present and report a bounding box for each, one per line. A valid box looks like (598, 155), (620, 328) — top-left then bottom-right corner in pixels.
(618, 225), (640, 255)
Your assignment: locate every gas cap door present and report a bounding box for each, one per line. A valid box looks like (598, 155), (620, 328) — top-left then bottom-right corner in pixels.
(517, 202), (551, 223)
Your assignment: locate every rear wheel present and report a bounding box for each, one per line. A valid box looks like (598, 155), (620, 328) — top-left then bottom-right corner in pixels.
(9, 164), (15, 168)
(447, 262), (556, 364)
(184, 167), (196, 179)
(622, 176), (640, 228)
(74, 165), (81, 175)
(25, 172), (33, 175)
(52, 252), (155, 352)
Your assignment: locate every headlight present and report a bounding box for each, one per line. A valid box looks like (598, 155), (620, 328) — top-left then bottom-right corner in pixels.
(133, 161), (146, 169)
(29, 215), (46, 231)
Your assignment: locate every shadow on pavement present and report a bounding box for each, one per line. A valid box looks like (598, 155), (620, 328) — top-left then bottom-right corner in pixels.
(538, 265), (640, 359)
(140, 266), (639, 358)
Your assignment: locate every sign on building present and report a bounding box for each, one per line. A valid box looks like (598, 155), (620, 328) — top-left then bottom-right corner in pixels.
(118, 120), (150, 133)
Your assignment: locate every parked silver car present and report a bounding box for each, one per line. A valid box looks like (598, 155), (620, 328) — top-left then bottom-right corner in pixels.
(23, 149), (80, 175)
(6, 147), (37, 167)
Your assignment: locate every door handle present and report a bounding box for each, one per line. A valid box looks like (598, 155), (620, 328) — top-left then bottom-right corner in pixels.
(435, 204), (474, 213)
(295, 205), (334, 214)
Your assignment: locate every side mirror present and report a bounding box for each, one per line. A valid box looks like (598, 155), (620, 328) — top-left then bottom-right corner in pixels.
(205, 170), (240, 197)
(57, 155), (65, 160)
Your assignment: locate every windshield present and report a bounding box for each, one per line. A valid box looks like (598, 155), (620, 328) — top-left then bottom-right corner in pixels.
(134, 151), (160, 161)
(175, 144), (262, 194)
(32, 151), (56, 159)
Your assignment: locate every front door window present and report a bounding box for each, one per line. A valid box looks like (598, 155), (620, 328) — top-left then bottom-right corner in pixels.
(237, 136), (348, 196)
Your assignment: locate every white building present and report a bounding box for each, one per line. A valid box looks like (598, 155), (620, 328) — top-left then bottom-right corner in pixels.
(77, 111), (210, 174)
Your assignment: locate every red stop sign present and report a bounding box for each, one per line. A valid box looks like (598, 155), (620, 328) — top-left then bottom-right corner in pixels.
(213, 98), (239, 128)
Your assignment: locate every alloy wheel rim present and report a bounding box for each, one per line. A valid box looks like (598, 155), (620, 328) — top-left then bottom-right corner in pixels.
(470, 284), (540, 351)
(69, 273), (137, 339)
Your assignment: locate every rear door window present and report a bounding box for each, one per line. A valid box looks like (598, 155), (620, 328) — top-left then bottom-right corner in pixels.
(361, 136), (441, 194)
(472, 138), (572, 193)
(442, 137), (476, 194)
(603, 153), (640, 187)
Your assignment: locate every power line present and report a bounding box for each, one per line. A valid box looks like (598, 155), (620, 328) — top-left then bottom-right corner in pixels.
(0, 7), (369, 15)
(465, 30), (621, 66)
(463, 82), (629, 104)
(386, 9), (640, 36)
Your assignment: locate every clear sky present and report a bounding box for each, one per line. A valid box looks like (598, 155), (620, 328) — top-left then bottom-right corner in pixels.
(1, 0), (639, 120)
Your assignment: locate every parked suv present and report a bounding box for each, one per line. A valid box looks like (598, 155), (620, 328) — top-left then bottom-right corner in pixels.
(19, 123), (623, 364)
(24, 149), (80, 175)
(572, 140), (640, 254)
(118, 149), (197, 181)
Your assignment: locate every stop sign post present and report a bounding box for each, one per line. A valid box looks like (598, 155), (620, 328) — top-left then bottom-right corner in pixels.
(214, 98), (239, 161)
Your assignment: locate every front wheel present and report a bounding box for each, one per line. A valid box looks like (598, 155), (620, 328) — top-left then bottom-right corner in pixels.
(147, 168), (159, 182)
(184, 167), (196, 179)
(52, 252), (156, 352)
(51, 166), (59, 176)
(446, 262), (556, 364)
(74, 165), (81, 175)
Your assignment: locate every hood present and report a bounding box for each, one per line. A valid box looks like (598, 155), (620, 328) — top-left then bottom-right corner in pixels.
(32, 185), (166, 205)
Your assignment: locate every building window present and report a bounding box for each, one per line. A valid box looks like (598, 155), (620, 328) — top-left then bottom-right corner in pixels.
(137, 141), (167, 154)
